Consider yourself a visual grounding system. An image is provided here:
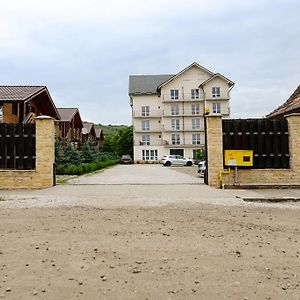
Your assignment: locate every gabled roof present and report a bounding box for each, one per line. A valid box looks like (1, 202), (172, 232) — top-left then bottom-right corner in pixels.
(0, 86), (46, 101)
(0, 85), (60, 120)
(128, 62), (234, 96)
(94, 127), (103, 139)
(129, 75), (173, 95)
(267, 85), (300, 118)
(157, 62), (215, 90)
(82, 121), (94, 133)
(199, 73), (235, 87)
(57, 108), (79, 122)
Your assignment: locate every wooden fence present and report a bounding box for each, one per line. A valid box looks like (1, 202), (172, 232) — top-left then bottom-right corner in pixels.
(0, 123), (36, 169)
(222, 118), (289, 169)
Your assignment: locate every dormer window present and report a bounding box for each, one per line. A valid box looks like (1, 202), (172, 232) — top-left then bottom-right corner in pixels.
(170, 89), (179, 100)
(212, 87), (220, 98)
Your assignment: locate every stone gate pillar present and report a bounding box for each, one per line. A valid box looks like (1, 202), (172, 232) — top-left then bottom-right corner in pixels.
(205, 114), (223, 188)
(35, 116), (55, 188)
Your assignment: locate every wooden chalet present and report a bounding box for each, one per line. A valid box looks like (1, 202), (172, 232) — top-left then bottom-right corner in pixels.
(57, 108), (83, 143)
(82, 121), (97, 144)
(0, 86), (60, 123)
(94, 127), (104, 148)
(267, 85), (300, 119)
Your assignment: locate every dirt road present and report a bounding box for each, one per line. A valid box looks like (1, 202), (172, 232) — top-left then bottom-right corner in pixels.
(0, 165), (299, 299)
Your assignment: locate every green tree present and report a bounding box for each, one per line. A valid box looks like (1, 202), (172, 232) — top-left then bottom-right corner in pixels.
(113, 126), (133, 157)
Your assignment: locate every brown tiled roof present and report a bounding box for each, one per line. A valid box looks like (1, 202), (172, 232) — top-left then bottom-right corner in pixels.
(94, 127), (103, 138)
(57, 108), (79, 122)
(0, 86), (46, 101)
(83, 121), (94, 133)
(267, 85), (300, 118)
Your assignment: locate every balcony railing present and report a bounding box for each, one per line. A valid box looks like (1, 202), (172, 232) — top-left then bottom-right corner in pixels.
(133, 110), (162, 118)
(163, 140), (204, 148)
(206, 91), (230, 100)
(134, 126), (163, 133)
(161, 91), (230, 101)
(161, 93), (204, 102)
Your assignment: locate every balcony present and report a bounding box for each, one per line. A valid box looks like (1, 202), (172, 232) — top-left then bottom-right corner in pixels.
(133, 110), (162, 118)
(205, 91), (230, 100)
(163, 140), (205, 148)
(134, 126), (163, 133)
(161, 93), (204, 102)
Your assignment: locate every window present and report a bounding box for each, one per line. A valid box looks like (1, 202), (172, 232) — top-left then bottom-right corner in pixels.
(170, 89), (179, 100)
(141, 106), (150, 117)
(12, 102), (18, 115)
(192, 134), (201, 145)
(142, 149), (158, 160)
(171, 104), (179, 115)
(212, 87), (220, 98)
(191, 104), (200, 115)
(142, 120), (150, 131)
(171, 134), (180, 145)
(212, 103), (221, 114)
(141, 134), (150, 145)
(25, 103), (30, 115)
(171, 119), (180, 130)
(191, 89), (200, 99)
(192, 118), (200, 130)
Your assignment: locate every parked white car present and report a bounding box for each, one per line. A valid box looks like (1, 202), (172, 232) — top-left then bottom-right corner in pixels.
(161, 155), (194, 167)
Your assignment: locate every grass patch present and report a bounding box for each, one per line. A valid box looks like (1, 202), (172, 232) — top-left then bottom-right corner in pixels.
(0, 197), (6, 202)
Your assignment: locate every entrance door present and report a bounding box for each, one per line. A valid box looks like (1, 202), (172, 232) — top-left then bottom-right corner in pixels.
(170, 149), (184, 156)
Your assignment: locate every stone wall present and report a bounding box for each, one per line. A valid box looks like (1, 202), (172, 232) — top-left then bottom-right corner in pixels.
(206, 113), (300, 188)
(0, 116), (55, 189)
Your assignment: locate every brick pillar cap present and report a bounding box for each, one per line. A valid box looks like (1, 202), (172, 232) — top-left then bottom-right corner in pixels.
(205, 114), (223, 118)
(285, 113), (300, 118)
(35, 115), (55, 120)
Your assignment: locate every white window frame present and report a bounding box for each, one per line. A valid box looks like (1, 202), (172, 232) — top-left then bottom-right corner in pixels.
(212, 87), (221, 98)
(142, 119), (150, 131)
(170, 89), (179, 100)
(192, 134), (201, 145)
(191, 89), (200, 99)
(212, 102), (221, 114)
(142, 149), (158, 161)
(141, 134), (150, 145)
(192, 118), (200, 130)
(191, 104), (200, 115)
(171, 119), (180, 130)
(171, 104), (179, 115)
(171, 134), (180, 145)
(141, 106), (150, 117)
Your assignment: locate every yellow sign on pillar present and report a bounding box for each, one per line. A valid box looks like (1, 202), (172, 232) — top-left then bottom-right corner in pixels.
(224, 150), (253, 167)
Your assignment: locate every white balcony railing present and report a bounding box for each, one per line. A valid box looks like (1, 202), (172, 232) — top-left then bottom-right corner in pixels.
(161, 93), (204, 102)
(133, 110), (162, 118)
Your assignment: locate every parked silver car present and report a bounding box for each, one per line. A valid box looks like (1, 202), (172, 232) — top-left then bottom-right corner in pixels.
(161, 155), (194, 167)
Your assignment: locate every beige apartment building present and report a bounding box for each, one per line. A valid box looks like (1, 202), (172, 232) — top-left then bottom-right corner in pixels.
(129, 62), (234, 162)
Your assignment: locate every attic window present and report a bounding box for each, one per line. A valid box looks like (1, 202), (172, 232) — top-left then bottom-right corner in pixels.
(212, 87), (220, 98)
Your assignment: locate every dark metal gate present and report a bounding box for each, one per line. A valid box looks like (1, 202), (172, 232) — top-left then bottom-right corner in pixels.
(0, 123), (36, 169)
(222, 118), (289, 169)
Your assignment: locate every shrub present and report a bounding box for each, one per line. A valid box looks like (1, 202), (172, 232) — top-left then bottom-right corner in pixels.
(56, 159), (119, 176)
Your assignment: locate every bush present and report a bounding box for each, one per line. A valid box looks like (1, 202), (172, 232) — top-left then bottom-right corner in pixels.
(56, 159), (119, 176)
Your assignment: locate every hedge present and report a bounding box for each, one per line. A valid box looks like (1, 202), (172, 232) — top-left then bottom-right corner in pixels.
(56, 159), (120, 175)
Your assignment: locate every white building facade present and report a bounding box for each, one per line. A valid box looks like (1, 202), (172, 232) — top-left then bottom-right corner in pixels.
(129, 63), (234, 163)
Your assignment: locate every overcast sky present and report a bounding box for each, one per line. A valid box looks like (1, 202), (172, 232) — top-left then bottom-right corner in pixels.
(0, 0), (299, 124)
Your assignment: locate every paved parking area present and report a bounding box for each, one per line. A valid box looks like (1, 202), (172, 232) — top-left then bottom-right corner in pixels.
(69, 164), (201, 185)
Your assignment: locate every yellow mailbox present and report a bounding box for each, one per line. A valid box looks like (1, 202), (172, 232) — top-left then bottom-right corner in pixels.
(224, 150), (253, 167)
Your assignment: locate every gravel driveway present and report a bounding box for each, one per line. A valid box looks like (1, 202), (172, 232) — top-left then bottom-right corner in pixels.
(69, 164), (201, 185)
